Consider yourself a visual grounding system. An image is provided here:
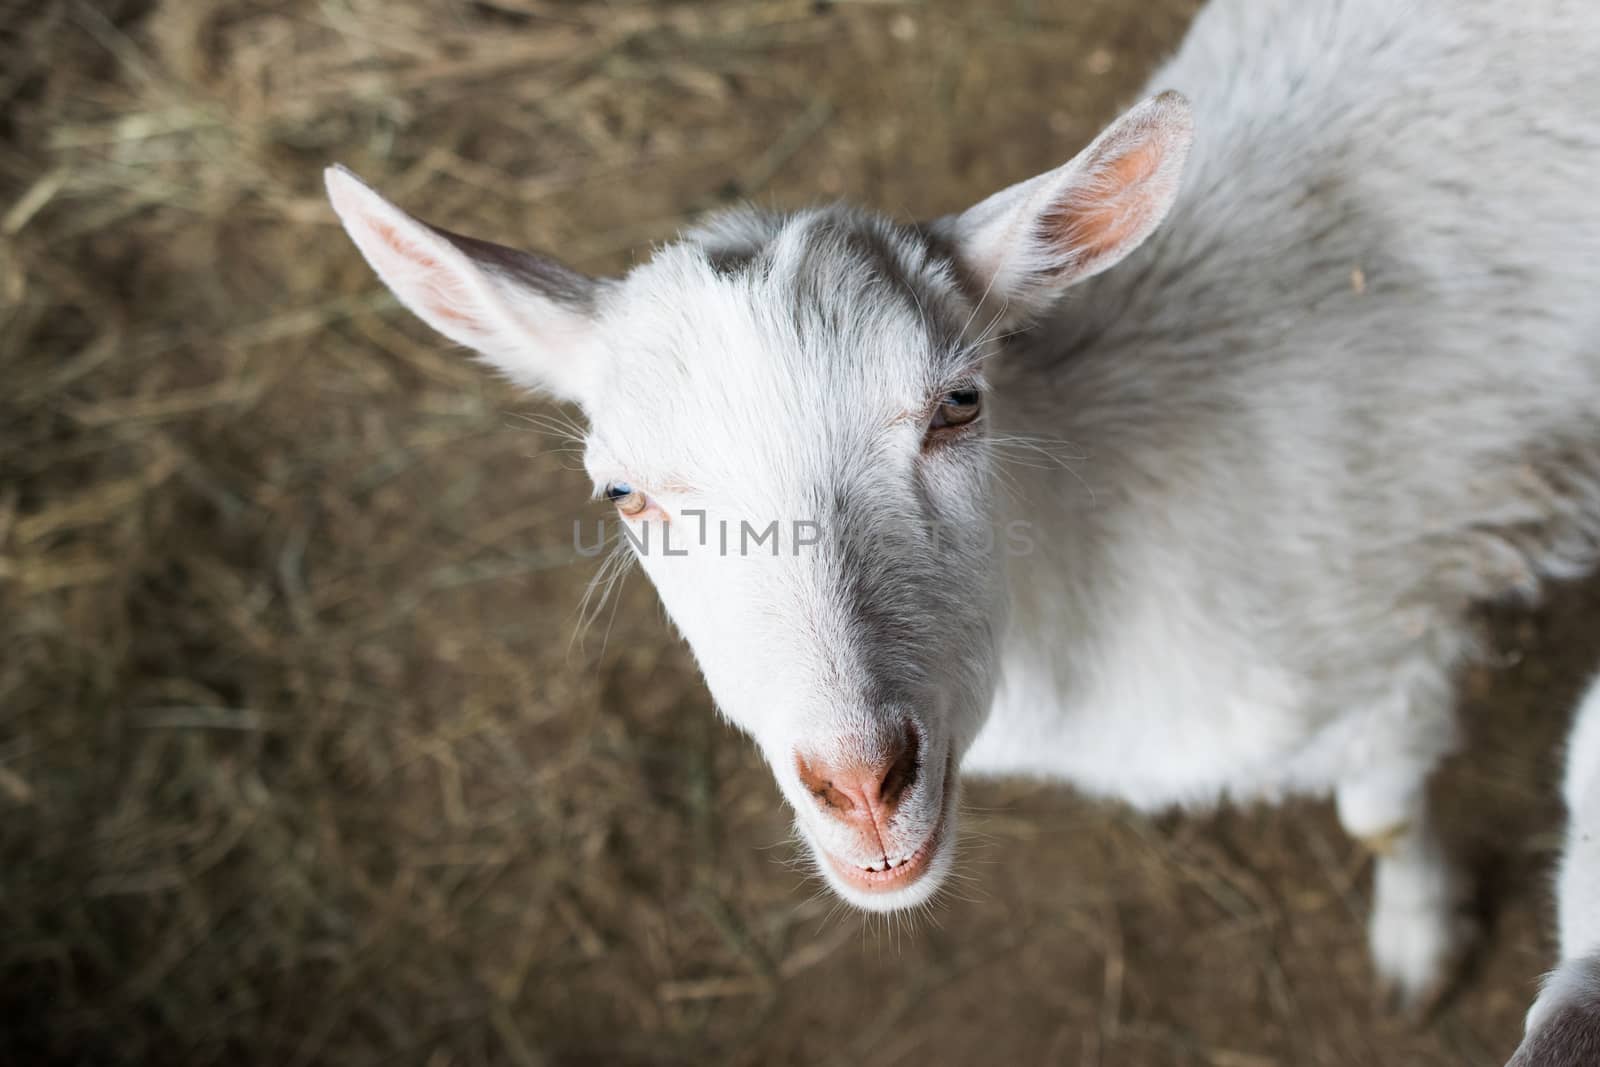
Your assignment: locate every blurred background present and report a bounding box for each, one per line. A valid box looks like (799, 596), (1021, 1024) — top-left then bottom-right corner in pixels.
(4, 1), (1598, 1063)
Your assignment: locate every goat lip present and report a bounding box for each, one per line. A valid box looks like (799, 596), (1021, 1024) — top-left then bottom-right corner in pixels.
(822, 810), (945, 892)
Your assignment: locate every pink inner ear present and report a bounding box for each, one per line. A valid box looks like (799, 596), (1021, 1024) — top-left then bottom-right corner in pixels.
(1042, 138), (1167, 267)
(369, 219), (474, 325)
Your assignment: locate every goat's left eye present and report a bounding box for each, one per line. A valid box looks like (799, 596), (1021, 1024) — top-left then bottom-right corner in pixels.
(929, 388), (982, 432)
(604, 482), (649, 517)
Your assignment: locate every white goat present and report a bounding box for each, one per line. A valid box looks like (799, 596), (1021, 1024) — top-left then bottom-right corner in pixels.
(1509, 679), (1600, 1066)
(325, 0), (1600, 1012)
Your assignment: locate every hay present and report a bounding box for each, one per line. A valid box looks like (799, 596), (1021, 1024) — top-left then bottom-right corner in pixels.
(1, 0), (1589, 1063)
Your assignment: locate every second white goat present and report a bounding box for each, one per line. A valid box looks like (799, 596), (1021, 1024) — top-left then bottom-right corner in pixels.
(1509, 679), (1600, 1066)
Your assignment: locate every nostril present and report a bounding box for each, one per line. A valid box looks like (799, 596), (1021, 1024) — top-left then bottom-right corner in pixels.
(878, 722), (920, 811)
(796, 752), (857, 813)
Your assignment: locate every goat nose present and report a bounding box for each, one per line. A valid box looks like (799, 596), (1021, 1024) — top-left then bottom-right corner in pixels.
(795, 723), (920, 826)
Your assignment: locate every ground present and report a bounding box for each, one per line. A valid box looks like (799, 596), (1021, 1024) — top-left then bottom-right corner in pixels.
(3, 1), (1597, 1064)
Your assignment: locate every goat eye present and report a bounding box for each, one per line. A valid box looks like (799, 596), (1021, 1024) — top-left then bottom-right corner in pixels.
(604, 482), (648, 517)
(928, 388), (982, 433)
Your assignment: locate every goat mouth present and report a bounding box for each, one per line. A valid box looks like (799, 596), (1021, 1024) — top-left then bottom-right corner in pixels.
(823, 806), (947, 892)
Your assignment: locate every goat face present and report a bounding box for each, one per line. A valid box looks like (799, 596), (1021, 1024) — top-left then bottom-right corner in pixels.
(324, 91), (1192, 910)
(586, 215), (1005, 907)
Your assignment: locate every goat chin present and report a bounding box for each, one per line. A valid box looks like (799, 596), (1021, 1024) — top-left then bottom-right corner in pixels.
(806, 781), (960, 914)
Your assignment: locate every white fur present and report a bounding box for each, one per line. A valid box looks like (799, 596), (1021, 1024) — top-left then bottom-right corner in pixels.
(1557, 680), (1600, 966)
(328, 0), (1600, 1009)
(1512, 679), (1600, 1065)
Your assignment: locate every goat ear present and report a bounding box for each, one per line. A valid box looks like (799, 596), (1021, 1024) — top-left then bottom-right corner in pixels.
(325, 165), (600, 405)
(938, 91), (1192, 320)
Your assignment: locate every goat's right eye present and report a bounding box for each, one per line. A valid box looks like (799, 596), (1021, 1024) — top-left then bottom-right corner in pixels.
(604, 482), (648, 517)
(927, 387), (983, 437)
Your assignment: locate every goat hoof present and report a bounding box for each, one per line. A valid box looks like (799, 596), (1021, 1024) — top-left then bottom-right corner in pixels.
(1375, 969), (1446, 1025)
(1357, 821), (1412, 858)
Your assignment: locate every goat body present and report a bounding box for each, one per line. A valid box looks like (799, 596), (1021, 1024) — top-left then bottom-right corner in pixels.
(963, 0), (1600, 1004)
